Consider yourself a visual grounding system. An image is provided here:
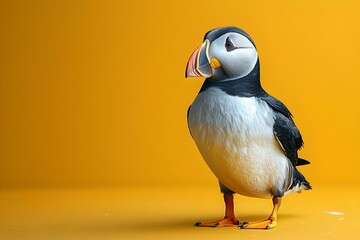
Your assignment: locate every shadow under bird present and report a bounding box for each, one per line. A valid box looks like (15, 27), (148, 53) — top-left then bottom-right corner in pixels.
(185, 26), (311, 229)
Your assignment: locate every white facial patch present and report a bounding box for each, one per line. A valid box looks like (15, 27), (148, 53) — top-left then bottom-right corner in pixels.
(209, 32), (258, 80)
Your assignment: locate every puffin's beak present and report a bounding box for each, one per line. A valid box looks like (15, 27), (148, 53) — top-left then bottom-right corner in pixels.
(185, 40), (212, 78)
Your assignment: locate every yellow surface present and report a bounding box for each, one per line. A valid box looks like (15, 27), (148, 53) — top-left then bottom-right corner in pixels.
(0, 186), (359, 240)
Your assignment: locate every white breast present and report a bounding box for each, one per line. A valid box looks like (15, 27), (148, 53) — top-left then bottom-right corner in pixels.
(188, 87), (290, 198)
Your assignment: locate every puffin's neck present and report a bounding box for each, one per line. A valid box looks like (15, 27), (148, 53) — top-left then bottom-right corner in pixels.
(199, 60), (264, 97)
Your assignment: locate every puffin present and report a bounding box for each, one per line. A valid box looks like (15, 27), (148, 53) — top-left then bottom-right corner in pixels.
(185, 26), (311, 229)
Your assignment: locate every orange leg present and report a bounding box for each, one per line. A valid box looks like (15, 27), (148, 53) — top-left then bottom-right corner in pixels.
(194, 194), (239, 227)
(240, 196), (282, 230)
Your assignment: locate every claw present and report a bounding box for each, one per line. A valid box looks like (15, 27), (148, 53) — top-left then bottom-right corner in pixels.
(212, 222), (219, 228)
(193, 221), (201, 226)
(238, 221), (248, 229)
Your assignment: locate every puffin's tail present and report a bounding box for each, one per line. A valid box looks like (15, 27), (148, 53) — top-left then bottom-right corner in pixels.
(285, 167), (312, 195)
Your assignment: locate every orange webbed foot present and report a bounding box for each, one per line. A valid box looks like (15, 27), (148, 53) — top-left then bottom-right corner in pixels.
(239, 217), (277, 229)
(194, 217), (240, 227)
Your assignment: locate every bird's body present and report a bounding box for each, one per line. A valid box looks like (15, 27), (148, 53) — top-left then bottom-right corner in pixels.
(188, 87), (291, 199)
(185, 26), (311, 229)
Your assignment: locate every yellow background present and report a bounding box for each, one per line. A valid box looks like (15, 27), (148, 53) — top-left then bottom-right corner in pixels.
(1, 0), (360, 239)
(1, 0), (360, 189)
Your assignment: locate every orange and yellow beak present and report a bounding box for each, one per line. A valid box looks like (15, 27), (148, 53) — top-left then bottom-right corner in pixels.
(185, 40), (213, 78)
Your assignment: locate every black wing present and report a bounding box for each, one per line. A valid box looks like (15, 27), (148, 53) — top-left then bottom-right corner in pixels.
(260, 93), (309, 166)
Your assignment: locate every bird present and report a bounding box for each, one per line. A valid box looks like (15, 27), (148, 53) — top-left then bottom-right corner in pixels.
(185, 26), (311, 229)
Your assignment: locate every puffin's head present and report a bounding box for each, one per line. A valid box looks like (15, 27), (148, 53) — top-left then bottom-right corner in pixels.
(185, 27), (258, 81)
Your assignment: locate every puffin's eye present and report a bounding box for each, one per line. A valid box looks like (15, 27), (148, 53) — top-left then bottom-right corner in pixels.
(225, 36), (236, 52)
